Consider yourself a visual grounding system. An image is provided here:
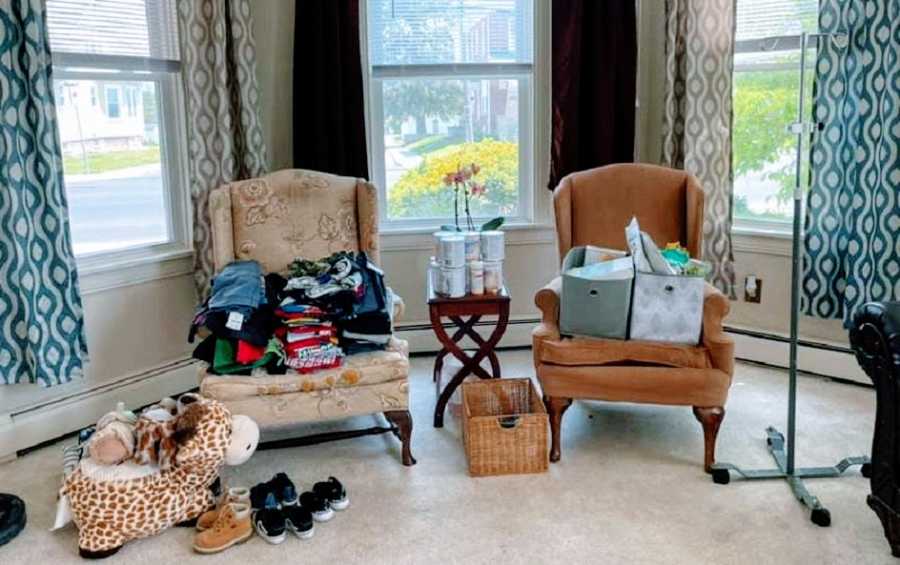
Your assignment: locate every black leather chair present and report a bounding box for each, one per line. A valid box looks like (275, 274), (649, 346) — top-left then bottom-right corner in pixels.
(850, 301), (900, 557)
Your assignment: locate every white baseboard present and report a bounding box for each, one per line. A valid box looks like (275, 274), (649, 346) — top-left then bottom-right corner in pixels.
(728, 330), (868, 385)
(0, 359), (200, 460)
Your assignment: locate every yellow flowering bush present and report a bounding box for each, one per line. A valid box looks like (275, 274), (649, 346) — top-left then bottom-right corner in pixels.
(388, 139), (518, 219)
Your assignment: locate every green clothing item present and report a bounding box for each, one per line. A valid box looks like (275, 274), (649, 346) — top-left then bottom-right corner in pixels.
(213, 338), (284, 374)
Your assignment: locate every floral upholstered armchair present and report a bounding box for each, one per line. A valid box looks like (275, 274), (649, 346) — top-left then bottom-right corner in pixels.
(198, 169), (415, 466)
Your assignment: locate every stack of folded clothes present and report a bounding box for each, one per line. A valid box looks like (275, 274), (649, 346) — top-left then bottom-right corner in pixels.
(275, 302), (342, 373)
(189, 261), (286, 376)
(190, 252), (394, 376)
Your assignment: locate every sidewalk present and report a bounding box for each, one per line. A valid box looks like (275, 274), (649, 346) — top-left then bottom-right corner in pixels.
(66, 163), (162, 182)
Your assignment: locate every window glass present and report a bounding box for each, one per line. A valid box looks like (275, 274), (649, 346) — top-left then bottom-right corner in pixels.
(367, 0), (533, 224)
(732, 0), (818, 224)
(57, 80), (167, 255)
(47, 0), (181, 257)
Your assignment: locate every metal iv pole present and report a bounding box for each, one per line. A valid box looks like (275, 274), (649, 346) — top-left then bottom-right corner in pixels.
(709, 31), (870, 527)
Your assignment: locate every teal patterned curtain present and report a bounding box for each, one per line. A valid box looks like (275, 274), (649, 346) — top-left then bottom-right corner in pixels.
(0, 0), (88, 386)
(802, 0), (900, 327)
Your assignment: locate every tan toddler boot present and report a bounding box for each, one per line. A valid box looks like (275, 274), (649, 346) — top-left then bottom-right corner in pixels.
(196, 487), (251, 531)
(193, 502), (253, 554)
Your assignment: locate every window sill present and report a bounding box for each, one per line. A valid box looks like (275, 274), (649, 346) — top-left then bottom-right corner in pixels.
(379, 221), (556, 252)
(78, 245), (194, 295)
(732, 223), (793, 240)
(732, 226), (793, 257)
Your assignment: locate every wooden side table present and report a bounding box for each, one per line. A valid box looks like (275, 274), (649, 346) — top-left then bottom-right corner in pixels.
(428, 278), (510, 428)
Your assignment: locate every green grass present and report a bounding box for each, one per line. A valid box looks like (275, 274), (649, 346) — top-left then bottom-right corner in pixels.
(404, 134), (463, 156)
(63, 147), (161, 175)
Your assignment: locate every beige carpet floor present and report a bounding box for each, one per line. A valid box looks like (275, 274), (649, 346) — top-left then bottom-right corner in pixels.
(0, 351), (889, 564)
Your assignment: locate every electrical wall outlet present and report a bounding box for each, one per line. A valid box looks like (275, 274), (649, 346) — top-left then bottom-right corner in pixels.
(744, 275), (762, 303)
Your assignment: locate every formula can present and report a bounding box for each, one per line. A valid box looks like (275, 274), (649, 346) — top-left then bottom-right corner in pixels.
(429, 256), (442, 294)
(480, 230), (505, 261)
(441, 265), (466, 298)
(433, 230), (454, 257)
(484, 260), (503, 295)
(463, 231), (481, 262)
(438, 235), (465, 268)
(468, 260), (484, 295)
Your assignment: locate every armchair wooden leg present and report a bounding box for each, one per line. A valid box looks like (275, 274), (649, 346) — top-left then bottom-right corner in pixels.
(693, 406), (725, 473)
(385, 410), (417, 466)
(544, 396), (573, 463)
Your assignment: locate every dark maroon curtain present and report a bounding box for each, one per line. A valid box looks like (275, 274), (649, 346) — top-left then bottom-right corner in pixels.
(549, 0), (638, 189)
(293, 0), (369, 179)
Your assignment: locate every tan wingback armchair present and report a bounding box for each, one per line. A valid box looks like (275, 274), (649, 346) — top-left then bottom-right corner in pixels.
(198, 169), (414, 466)
(533, 163), (734, 472)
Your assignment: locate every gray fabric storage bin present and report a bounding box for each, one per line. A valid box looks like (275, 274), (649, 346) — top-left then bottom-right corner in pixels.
(559, 247), (634, 339)
(629, 271), (705, 345)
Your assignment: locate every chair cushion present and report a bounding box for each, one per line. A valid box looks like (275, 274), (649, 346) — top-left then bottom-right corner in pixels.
(215, 379), (409, 429)
(200, 338), (409, 402)
(537, 364), (731, 407)
(538, 336), (712, 369)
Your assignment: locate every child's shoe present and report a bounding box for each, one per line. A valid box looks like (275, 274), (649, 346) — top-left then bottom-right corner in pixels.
(282, 502), (314, 540)
(313, 477), (349, 511)
(272, 472), (299, 505)
(192, 502), (253, 554)
(197, 487), (251, 531)
(299, 491), (333, 522)
(253, 493), (286, 544)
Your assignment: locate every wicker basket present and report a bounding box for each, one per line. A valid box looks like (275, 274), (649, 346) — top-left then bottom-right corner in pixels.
(461, 378), (548, 476)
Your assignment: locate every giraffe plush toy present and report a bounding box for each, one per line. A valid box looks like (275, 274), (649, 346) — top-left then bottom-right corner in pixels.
(59, 395), (258, 559)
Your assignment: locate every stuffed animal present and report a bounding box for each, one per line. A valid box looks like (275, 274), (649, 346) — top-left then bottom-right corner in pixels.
(59, 396), (258, 559)
(86, 403), (137, 466)
(131, 396), (182, 469)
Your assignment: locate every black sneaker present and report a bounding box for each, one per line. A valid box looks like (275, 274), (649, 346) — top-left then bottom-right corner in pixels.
(250, 473), (297, 510)
(299, 491), (334, 522)
(313, 477), (349, 511)
(249, 481), (272, 511)
(253, 492), (286, 544)
(282, 503), (314, 540)
(272, 473), (299, 506)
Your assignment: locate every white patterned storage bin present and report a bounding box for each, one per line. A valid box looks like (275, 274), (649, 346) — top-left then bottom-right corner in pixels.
(629, 272), (705, 345)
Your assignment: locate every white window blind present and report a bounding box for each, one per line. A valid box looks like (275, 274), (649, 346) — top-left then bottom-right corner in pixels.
(735, 0), (818, 43)
(368, 0), (533, 67)
(46, 0), (179, 63)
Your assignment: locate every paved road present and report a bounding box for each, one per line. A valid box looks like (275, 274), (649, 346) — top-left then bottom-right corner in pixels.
(66, 171), (168, 256)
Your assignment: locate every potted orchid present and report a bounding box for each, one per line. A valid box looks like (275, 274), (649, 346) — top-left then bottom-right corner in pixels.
(440, 162), (504, 232)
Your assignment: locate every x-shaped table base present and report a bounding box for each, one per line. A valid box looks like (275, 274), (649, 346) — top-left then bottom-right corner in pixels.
(429, 291), (510, 428)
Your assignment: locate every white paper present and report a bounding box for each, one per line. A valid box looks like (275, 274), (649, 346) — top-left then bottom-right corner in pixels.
(225, 311), (245, 331)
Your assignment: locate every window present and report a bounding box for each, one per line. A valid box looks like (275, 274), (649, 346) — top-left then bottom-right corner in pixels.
(366, 0), (535, 227)
(732, 0), (818, 229)
(46, 0), (187, 258)
(105, 86), (121, 118)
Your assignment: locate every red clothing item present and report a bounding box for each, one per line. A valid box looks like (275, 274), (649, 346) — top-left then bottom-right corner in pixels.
(236, 340), (265, 364)
(284, 337), (334, 354)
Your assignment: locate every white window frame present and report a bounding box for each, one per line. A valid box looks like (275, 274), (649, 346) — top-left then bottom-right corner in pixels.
(51, 51), (192, 277)
(731, 33), (810, 237)
(362, 0), (549, 232)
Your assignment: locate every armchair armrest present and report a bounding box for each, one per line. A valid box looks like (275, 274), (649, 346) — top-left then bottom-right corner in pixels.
(535, 276), (562, 325)
(533, 277), (562, 362)
(702, 282), (734, 376)
(388, 288), (405, 323)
